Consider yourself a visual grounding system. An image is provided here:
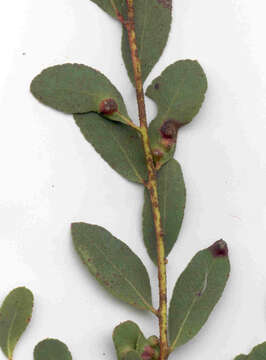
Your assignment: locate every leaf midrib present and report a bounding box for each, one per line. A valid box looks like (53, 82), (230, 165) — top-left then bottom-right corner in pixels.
(108, 123), (145, 183)
(80, 237), (152, 311)
(6, 308), (18, 359)
(170, 259), (215, 349)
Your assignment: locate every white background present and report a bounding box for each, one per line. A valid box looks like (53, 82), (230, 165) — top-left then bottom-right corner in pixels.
(0, 0), (266, 359)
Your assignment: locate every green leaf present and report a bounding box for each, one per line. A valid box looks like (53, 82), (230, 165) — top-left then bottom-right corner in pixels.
(72, 222), (153, 311)
(146, 60), (208, 168)
(31, 64), (130, 124)
(124, 351), (142, 360)
(0, 287), (34, 359)
(136, 333), (149, 355)
(142, 159), (186, 264)
(113, 321), (143, 360)
(34, 339), (72, 360)
(74, 113), (148, 184)
(88, 0), (125, 19)
(122, 0), (172, 85)
(169, 240), (230, 350)
(234, 342), (266, 360)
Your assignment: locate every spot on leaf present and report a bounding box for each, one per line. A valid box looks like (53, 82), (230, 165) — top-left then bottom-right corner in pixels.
(99, 98), (118, 115)
(157, 0), (172, 10)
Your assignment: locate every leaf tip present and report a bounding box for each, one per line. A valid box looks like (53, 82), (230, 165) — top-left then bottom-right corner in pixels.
(209, 239), (228, 258)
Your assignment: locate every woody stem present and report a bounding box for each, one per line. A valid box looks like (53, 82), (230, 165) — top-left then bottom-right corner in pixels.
(124, 1), (169, 359)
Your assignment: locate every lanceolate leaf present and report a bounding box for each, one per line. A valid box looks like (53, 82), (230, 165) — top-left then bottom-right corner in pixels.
(34, 339), (72, 360)
(146, 60), (208, 168)
(0, 287), (34, 359)
(234, 342), (266, 360)
(74, 113), (148, 184)
(72, 222), (153, 311)
(169, 240), (230, 350)
(142, 159), (186, 264)
(31, 64), (130, 125)
(122, 0), (172, 85)
(113, 321), (143, 360)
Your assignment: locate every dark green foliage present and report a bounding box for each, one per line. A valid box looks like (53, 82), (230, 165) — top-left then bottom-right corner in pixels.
(27, 2), (244, 360)
(142, 159), (186, 264)
(88, 0), (172, 85)
(31, 64), (130, 124)
(169, 241), (230, 349)
(122, 0), (172, 85)
(72, 222), (153, 311)
(146, 60), (207, 168)
(34, 339), (72, 360)
(124, 350), (142, 360)
(0, 287), (34, 359)
(234, 342), (266, 360)
(113, 321), (143, 360)
(113, 321), (159, 360)
(74, 113), (148, 183)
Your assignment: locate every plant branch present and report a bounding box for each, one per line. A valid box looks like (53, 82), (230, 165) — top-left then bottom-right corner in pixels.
(123, 1), (169, 359)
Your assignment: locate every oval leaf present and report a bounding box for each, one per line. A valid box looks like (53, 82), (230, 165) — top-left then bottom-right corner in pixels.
(74, 113), (148, 184)
(34, 339), (72, 360)
(146, 60), (208, 168)
(0, 287), (34, 359)
(72, 222), (153, 311)
(169, 240), (230, 350)
(142, 159), (186, 264)
(122, 0), (172, 85)
(31, 64), (130, 124)
(235, 356), (247, 360)
(113, 321), (143, 360)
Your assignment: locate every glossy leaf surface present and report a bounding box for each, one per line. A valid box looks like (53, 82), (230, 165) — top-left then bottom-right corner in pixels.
(72, 223), (153, 311)
(31, 64), (130, 124)
(122, 0), (172, 85)
(34, 339), (72, 360)
(74, 113), (148, 183)
(146, 60), (207, 168)
(143, 159), (186, 264)
(169, 240), (230, 350)
(0, 287), (33, 359)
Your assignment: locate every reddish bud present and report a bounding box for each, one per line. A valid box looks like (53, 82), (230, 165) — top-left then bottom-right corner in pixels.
(99, 98), (118, 115)
(141, 346), (155, 360)
(152, 148), (164, 162)
(160, 119), (179, 139)
(160, 119), (180, 149)
(209, 240), (228, 257)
